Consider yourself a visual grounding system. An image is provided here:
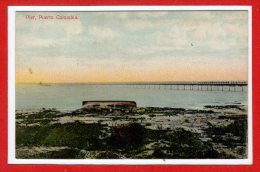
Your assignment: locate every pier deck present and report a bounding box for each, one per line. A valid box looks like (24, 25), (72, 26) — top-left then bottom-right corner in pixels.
(122, 81), (248, 92)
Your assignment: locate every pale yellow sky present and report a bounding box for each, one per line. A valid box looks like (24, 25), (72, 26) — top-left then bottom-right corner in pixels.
(15, 11), (248, 83)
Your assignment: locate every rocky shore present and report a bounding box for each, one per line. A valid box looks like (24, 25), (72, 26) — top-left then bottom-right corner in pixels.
(16, 105), (247, 159)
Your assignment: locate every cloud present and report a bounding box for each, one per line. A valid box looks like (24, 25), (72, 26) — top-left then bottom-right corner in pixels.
(16, 34), (58, 50)
(124, 19), (153, 31)
(15, 11), (248, 83)
(64, 20), (83, 36)
(88, 26), (116, 41)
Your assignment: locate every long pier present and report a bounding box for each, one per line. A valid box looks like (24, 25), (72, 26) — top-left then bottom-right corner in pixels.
(120, 81), (248, 92)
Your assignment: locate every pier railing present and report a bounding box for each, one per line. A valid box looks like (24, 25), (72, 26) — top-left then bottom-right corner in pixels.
(122, 81), (248, 92)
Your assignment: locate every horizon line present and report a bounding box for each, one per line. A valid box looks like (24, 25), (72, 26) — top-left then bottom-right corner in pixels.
(16, 80), (248, 84)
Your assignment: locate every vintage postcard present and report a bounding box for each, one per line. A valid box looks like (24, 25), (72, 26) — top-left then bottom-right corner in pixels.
(8, 6), (252, 164)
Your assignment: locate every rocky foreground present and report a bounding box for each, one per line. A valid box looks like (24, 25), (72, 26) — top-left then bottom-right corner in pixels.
(16, 105), (247, 159)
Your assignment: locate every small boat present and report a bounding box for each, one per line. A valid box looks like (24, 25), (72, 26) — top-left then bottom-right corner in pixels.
(39, 81), (51, 86)
(82, 100), (137, 111)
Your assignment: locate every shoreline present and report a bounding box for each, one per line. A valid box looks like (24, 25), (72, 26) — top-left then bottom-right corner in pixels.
(16, 104), (248, 159)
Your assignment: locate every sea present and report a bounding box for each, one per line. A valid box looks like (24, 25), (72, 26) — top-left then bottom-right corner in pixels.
(15, 84), (248, 110)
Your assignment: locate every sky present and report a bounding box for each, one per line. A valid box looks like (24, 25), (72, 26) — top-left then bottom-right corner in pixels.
(15, 11), (248, 83)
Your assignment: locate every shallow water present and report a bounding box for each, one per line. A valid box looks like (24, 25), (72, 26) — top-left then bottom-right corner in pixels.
(16, 84), (248, 110)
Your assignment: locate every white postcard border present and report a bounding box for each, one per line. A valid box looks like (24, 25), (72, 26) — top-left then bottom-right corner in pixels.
(8, 5), (253, 165)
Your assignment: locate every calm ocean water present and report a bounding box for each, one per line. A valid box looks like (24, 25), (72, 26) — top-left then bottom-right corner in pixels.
(16, 84), (248, 110)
